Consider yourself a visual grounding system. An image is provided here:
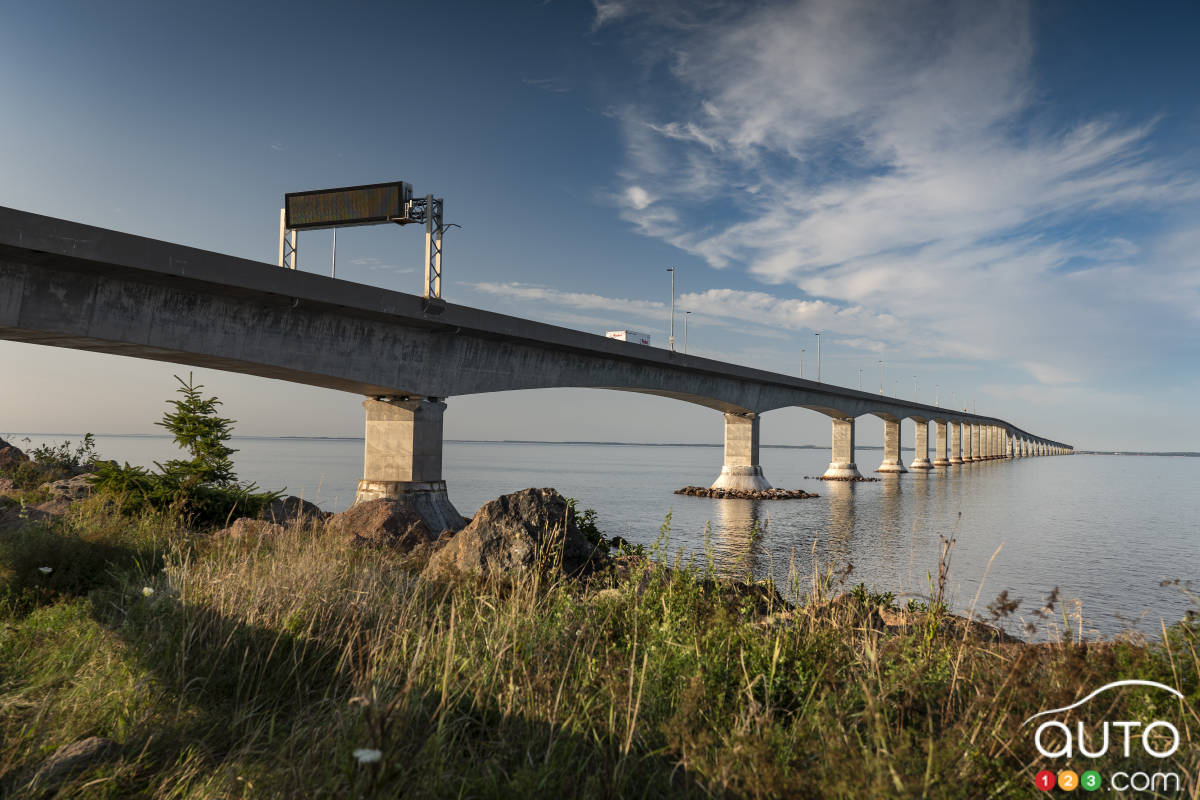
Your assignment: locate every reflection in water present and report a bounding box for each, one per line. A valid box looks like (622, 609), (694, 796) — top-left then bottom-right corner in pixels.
(713, 498), (766, 579)
(824, 481), (856, 569)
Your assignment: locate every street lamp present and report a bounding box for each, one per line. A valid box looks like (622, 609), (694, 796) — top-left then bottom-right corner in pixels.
(815, 332), (821, 383)
(683, 310), (691, 354)
(858, 368), (863, 390)
(666, 267), (676, 352)
(935, 384), (940, 407)
(913, 376), (918, 402)
(878, 359), (884, 394)
(799, 348), (805, 379)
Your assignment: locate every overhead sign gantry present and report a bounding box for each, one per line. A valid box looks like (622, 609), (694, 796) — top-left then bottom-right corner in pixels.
(279, 180), (449, 303)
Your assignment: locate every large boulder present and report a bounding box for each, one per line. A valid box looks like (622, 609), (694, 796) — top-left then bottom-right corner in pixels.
(422, 488), (599, 581)
(0, 437), (29, 470)
(261, 495), (328, 526)
(328, 497), (435, 552)
(41, 473), (95, 501)
(214, 517), (288, 539)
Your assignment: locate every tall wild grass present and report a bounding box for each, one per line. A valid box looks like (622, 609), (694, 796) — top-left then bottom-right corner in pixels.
(0, 496), (1196, 798)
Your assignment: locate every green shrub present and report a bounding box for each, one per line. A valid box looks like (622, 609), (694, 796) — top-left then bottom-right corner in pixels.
(1, 434), (98, 489)
(91, 374), (281, 528)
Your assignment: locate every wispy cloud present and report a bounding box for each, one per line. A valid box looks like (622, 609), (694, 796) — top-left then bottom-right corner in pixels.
(597, 0), (1200, 386)
(522, 76), (570, 93)
(469, 281), (893, 345)
(350, 257), (415, 274)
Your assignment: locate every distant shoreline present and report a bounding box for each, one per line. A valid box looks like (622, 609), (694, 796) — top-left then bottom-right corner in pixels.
(4, 432), (1197, 456)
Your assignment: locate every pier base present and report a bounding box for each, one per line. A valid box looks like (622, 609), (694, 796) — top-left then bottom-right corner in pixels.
(822, 418), (863, 479)
(910, 419), (933, 470)
(877, 418), (907, 473)
(933, 420), (950, 467)
(949, 421), (963, 464)
(354, 397), (467, 531)
(710, 412), (772, 491)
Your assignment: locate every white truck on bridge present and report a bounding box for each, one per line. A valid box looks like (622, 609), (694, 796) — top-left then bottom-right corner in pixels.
(605, 330), (652, 346)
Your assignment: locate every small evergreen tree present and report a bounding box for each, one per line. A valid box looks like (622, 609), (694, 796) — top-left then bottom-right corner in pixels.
(155, 374), (238, 488)
(91, 374), (281, 527)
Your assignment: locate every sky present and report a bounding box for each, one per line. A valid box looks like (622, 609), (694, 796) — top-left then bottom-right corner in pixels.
(1, 0), (1198, 451)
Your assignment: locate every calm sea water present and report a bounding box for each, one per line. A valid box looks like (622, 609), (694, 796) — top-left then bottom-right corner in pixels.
(8, 433), (1198, 638)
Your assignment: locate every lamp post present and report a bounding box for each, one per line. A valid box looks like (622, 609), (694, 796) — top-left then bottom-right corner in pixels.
(879, 360), (884, 394)
(666, 267), (676, 352)
(815, 332), (821, 383)
(858, 369), (863, 390)
(683, 310), (691, 354)
(799, 348), (805, 379)
(935, 384), (940, 407)
(913, 376), (918, 402)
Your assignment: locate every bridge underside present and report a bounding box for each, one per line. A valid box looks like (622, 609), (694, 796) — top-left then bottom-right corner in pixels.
(0, 207), (1072, 528)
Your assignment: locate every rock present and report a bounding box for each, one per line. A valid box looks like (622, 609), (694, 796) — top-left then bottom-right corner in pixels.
(329, 497), (435, 552)
(30, 736), (116, 786)
(41, 473), (95, 501)
(673, 485), (818, 500)
(33, 497), (73, 516)
(0, 437), (29, 469)
(815, 475), (881, 483)
(0, 476), (15, 493)
(0, 506), (57, 530)
(422, 488), (600, 581)
(261, 495), (328, 525)
(215, 517), (287, 539)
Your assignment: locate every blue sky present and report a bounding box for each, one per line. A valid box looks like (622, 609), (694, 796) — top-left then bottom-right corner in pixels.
(2, 0), (1198, 451)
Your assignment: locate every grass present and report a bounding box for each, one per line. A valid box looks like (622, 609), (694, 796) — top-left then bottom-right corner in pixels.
(0, 495), (1197, 798)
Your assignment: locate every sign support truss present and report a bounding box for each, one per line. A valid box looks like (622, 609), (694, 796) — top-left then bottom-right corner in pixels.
(406, 194), (444, 300)
(278, 208), (298, 270)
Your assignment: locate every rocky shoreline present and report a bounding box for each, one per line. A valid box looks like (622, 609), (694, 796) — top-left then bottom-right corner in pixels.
(807, 474), (881, 482)
(673, 486), (818, 500)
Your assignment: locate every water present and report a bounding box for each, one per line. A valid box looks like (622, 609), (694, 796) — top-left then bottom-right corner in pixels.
(7, 433), (1198, 638)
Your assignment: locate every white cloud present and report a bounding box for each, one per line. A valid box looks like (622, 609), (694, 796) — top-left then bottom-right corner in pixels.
(600, 0), (1200, 387)
(624, 185), (654, 210)
(469, 282), (896, 347)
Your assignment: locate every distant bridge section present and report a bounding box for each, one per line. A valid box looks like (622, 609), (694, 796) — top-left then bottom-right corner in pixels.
(0, 207), (1072, 528)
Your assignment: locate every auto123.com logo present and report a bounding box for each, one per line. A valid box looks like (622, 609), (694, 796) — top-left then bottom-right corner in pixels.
(1024, 679), (1190, 793)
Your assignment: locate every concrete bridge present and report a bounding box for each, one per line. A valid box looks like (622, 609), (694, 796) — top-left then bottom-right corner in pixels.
(0, 206), (1072, 528)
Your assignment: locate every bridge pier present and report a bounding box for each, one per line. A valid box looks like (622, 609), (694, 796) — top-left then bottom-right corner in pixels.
(822, 418), (862, 479)
(877, 418), (908, 473)
(933, 421), (950, 467)
(910, 419), (932, 470)
(949, 422), (963, 464)
(355, 397), (467, 531)
(710, 412), (772, 491)
(969, 424), (981, 462)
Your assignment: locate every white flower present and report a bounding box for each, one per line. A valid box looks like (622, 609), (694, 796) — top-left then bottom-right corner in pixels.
(353, 748), (382, 764)
(142, 586), (154, 597)
(38, 566), (53, 574)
